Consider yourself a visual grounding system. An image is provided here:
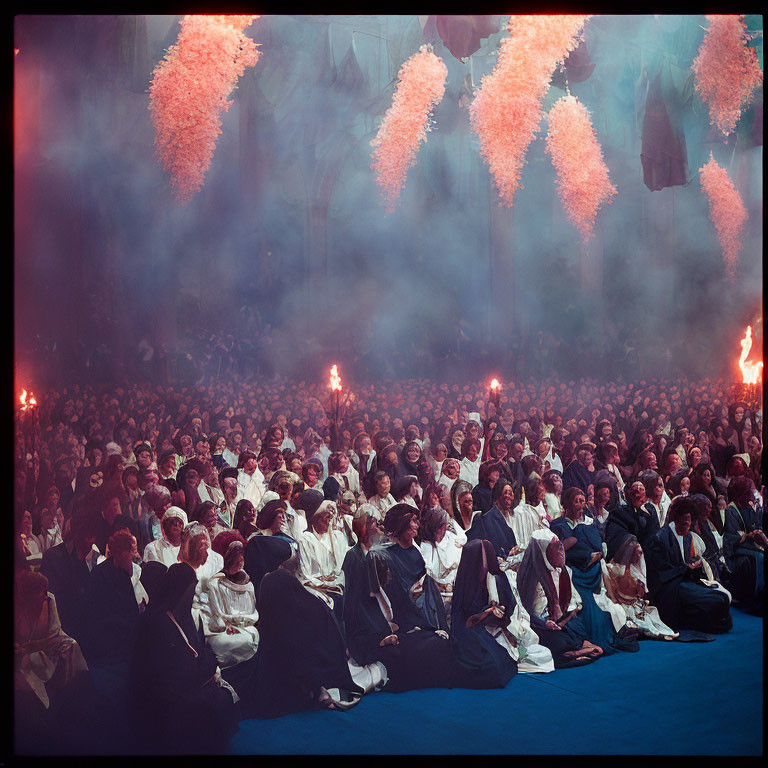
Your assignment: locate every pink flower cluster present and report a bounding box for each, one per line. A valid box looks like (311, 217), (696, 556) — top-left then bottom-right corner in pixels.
(469, 15), (590, 208)
(545, 94), (616, 242)
(699, 153), (747, 279)
(370, 44), (448, 212)
(149, 15), (261, 204)
(692, 15), (763, 136)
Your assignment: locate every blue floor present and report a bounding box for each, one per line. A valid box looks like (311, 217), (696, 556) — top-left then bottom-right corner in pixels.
(230, 608), (763, 755)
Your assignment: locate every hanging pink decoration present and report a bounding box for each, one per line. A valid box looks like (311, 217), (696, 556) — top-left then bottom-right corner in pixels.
(545, 94), (616, 242)
(469, 15), (590, 208)
(699, 153), (747, 279)
(370, 44), (448, 212)
(692, 15), (763, 136)
(149, 15), (261, 203)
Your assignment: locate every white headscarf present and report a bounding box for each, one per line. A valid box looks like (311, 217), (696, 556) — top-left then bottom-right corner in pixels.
(531, 528), (560, 572)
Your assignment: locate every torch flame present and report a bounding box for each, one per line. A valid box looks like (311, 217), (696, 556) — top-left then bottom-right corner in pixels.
(20, 389), (27, 410)
(738, 326), (763, 384)
(490, 379), (500, 391)
(329, 364), (342, 392)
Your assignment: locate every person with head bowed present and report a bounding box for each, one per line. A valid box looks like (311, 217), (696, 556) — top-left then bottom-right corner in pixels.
(130, 561), (239, 753)
(645, 496), (733, 635)
(602, 535), (678, 640)
(253, 541), (386, 717)
(550, 488), (639, 656)
(516, 529), (604, 666)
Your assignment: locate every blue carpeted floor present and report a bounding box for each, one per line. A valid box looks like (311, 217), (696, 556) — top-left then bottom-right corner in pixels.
(230, 608), (763, 755)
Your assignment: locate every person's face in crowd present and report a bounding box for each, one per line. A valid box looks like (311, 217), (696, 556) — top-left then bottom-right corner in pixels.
(493, 441), (508, 461)
(451, 430), (465, 453)
(201, 506), (218, 530)
(277, 480), (293, 502)
(46, 487), (61, 509)
(640, 451), (658, 470)
(435, 443), (447, 461)
(536, 439), (551, 459)
(184, 468), (201, 488)
(466, 442), (480, 461)
(748, 436), (761, 454)
(20, 510), (33, 536)
(734, 406), (745, 423)
(675, 512), (692, 536)
(577, 448), (593, 467)
(189, 534), (209, 568)
(400, 515), (419, 546)
(226, 552), (245, 578)
(651, 477), (665, 503)
(499, 484), (515, 512)
(628, 482), (646, 509)
(599, 423), (612, 438)
(215, 437), (227, 453)
(305, 466), (319, 487)
(679, 476), (691, 495)
(223, 478), (238, 499)
(136, 449), (152, 470)
(427, 490), (440, 509)
(195, 440), (210, 459)
(113, 537), (137, 572)
(376, 474), (391, 497)
(596, 486), (611, 508)
(546, 539), (566, 569)
(314, 509), (332, 535)
(666, 454), (682, 475)
(730, 458), (747, 477)
(443, 460), (459, 480)
(688, 448), (702, 468)
(41, 508), (56, 531)
(105, 496), (122, 524)
(160, 456), (175, 476)
(458, 491), (474, 518)
(165, 518), (184, 547)
(124, 471), (139, 491)
(488, 470), (501, 489)
(566, 491), (586, 519)
(405, 443), (420, 463)
(535, 482), (547, 504)
(337, 454), (350, 473)
(509, 443), (524, 463)
(139, 471), (160, 493)
(358, 435), (372, 455)
(243, 457), (258, 475)
(180, 435), (193, 455)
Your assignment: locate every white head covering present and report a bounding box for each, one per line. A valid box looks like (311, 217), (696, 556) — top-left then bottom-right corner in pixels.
(105, 442), (123, 457)
(163, 507), (188, 525)
(256, 490), (280, 512)
(531, 528), (560, 572)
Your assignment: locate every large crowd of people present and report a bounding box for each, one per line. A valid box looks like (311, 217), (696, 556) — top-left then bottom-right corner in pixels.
(13, 372), (764, 753)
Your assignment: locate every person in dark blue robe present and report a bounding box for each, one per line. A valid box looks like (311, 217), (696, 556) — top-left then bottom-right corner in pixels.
(449, 539), (518, 689)
(471, 461), (502, 514)
(562, 443), (598, 495)
(690, 494), (728, 582)
(551, 489), (638, 656)
(605, 479), (661, 561)
(646, 497), (732, 634)
(722, 477), (765, 613)
(465, 480), (519, 560)
(382, 504), (448, 633)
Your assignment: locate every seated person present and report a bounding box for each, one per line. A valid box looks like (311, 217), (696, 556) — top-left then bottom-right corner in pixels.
(605, 479), (660, 562)
(646, 497), (732, 634)
(602, 535), (678, 640)
(550, 488), (638, 655)
(516, 529), (603, 666)
(253, 541), (385, 717)
(143, 507), (187, 566)
(131, 562), (239, 754)
(449, 539), (519, 689)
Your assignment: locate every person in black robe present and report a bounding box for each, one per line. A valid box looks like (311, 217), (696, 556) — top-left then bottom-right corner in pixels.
(562, 443), (598, 496)
(85, 531), (143, 676)
(722, 477), (765, 613)
(689, 494), (728, 582)
(253, 541), (366, 717)
(471, 461), (502, 514)
(449, 539), (518, 689)
(605, 479), (661, 561)
(466, 480), (519, 561)
(382, 504), (448, 633)
(645, 497), (732, 635)
(130, 561), (238, 754)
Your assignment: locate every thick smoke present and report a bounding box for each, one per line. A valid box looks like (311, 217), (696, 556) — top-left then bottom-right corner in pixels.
(14, 15), (763, 390)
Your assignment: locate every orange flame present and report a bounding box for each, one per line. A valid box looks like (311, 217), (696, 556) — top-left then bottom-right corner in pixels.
(738, 326), (763, 384)
(19, 389), (37, 411)
(490, 378), (500, 391)
(15, 48), (20, 56)
(20, 389), (27, 410)
(329, 364), (342, 392)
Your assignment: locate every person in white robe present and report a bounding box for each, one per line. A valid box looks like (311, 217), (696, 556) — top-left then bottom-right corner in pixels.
(235, 451), (266, 510)
(178, 523), (225, 634)
(368, 472), (397, 522)
(205, 540), (259, 668)
(143, 507), (188, 566)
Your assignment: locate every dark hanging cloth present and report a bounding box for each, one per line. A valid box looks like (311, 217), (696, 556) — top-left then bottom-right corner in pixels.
(383, 541), (448, 633)
(466, 505), (517, 559)
(342, 546), (455, 692)
(253, 567), (362, 718)
(605, 502), (661, 562)
(641, 71), (689, 190)
(550, 519), (638, 656)
(243, 534), (296, 601)
(86, 558), (142, 675)
(646, 527), (732, 634)
(434, 15), (501, 60)
(722, 503), (764, 611)
(130, 563), (237, 754)
(449, 540), (518, 689)
(551, 37), (595, 88)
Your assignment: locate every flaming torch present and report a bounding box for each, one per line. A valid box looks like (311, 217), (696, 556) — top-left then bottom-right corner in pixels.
(329, 364), (343, 450)
(19, 389), (39, 455)
(489, 378), (501, 413)
(737, 326), (763, 412)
